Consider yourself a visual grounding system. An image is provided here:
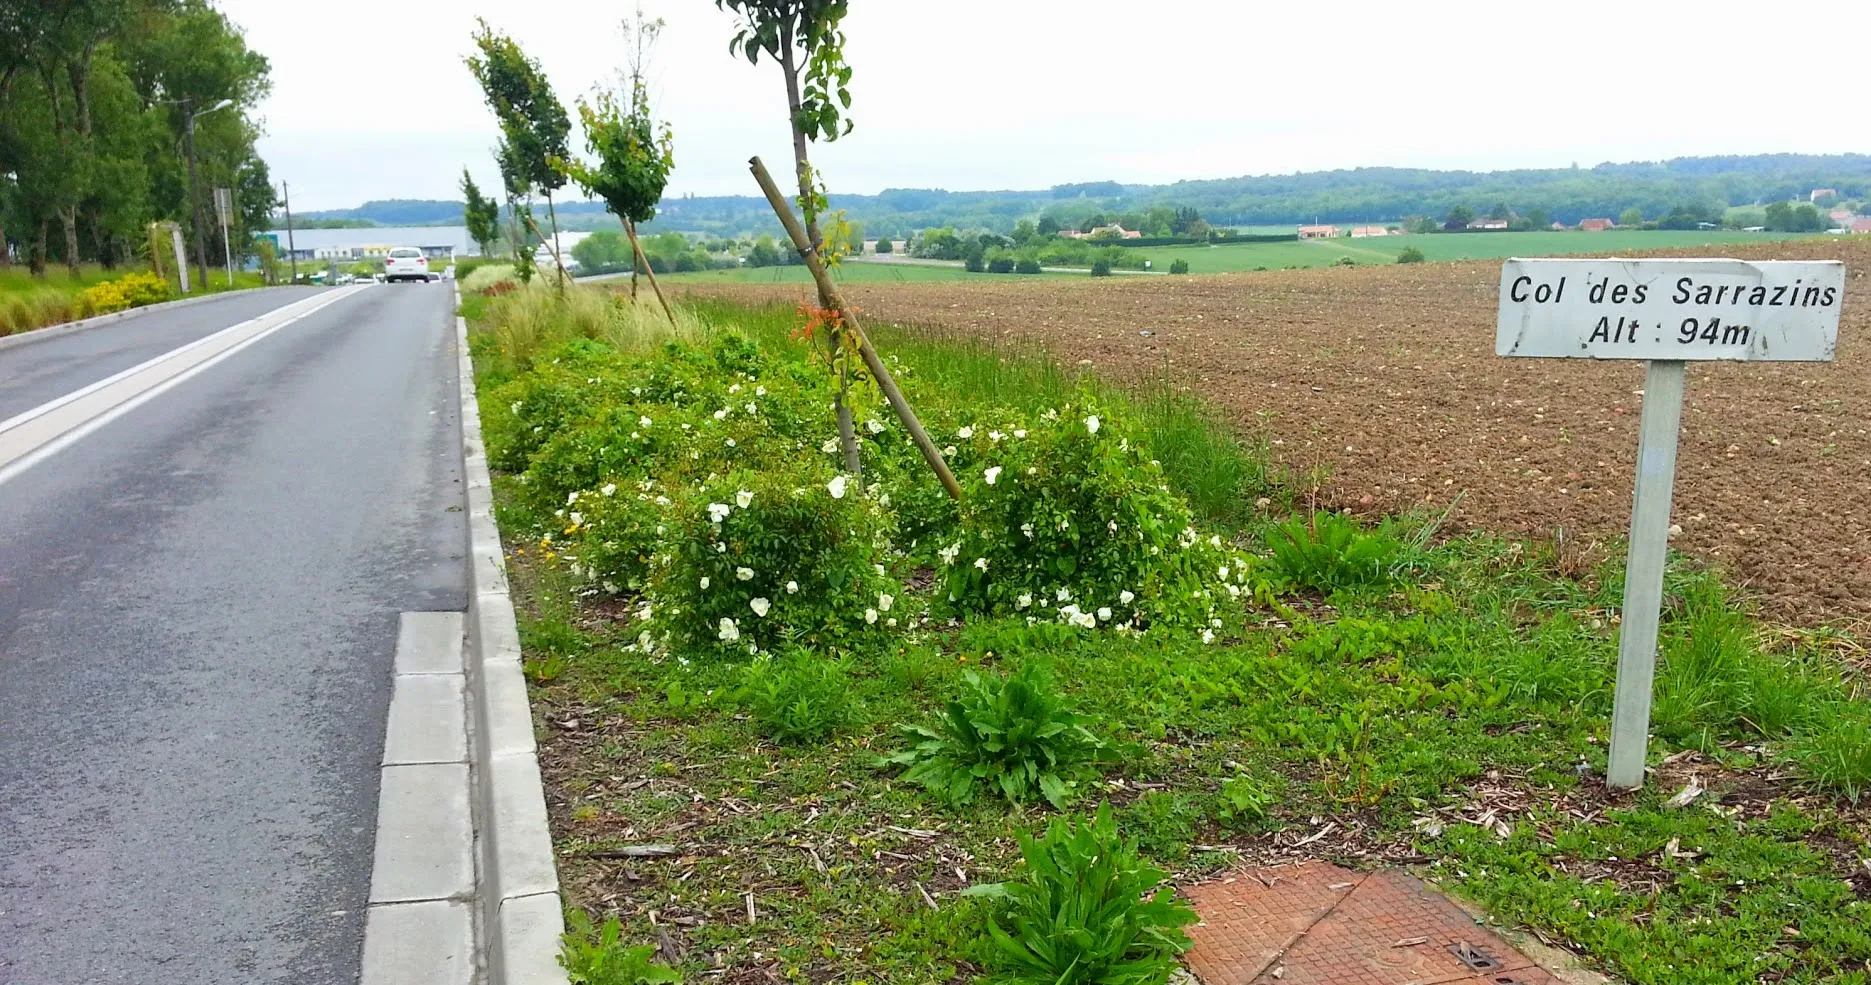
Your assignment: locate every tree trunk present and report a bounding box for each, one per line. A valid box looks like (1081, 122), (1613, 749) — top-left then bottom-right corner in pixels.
(778, 30), (860, 476)
(0, 221), (10, 267)
(626, 219), (639, 299)
(61, 208), (80, 279)
(31, 221), (48, 278)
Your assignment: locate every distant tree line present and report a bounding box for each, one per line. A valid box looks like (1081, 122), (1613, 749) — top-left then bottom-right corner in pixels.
(1, 0), (276, 279)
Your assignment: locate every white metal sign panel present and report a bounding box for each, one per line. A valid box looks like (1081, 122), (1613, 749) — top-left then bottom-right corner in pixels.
(1496, 258), (1842, 362)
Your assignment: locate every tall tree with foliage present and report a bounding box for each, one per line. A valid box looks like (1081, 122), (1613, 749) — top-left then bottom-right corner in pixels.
(460, 167), (499, 258)
(560, 7), (674, 303)
(713, 0), (863, 472)
(494, 137), (536, 284)
(466, 20), (572, 284)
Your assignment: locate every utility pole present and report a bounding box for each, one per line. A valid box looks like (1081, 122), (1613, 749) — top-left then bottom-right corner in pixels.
(215, 187), (234, 286)
(184, 99), (209, 290)
(282, 181), (299, 282)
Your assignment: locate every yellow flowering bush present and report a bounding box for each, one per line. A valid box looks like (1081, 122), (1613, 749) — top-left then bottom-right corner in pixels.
(76, 272), (172, 316)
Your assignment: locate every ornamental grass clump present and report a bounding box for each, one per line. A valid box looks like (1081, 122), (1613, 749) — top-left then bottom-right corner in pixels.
(962, 803), (1196, 985)
(933, 400), (1260, 631)
(641, 465), (899, 656)
(886, 661), (1105, 809)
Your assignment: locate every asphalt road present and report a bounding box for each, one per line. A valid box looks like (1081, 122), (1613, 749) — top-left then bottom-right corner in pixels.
(0, 283), (468, 984)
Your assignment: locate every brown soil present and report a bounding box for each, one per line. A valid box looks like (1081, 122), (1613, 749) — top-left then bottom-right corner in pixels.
(673, 240), (1871, 630)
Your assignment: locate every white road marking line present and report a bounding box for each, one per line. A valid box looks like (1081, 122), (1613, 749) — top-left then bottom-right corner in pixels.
(0, 286), (364, 488)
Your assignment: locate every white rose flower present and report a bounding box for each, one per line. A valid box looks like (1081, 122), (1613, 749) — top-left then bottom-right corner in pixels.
(865, 608), (879, 625)
(639, 415), (653, 428)
(1016, 592), (1032, 609)
(1056, 587), (1072, 601)
(1120, 590), (1135, 604)
(786, 580), (799, 594)
(726, 438), (737, 448)
(878, 592), (894, 612)
(600, 483), (618, 497)
(943, 446), (958, 457)
(1097, 607), (1112, 622)
(736, 489), (754, 508)
(510, 401), (523, 414)
(1085, 415), (1100, 434)
(745, 402), (757, 414)
(729, 383), (742, 393)
(974, 557), (989, 572)
(569, 512), (582, 526)
(984, 466), (1002, 485)
(567, 491), (580, 505)
(1021, 522), (1034, 538)
(821, 437), (840, 453)
(756, 386), (767, 396)
(938, 543), (960, 565)
(1013, 429), (1027, 439)
(750, 597), (771, 617)
(866, 419), (884, 434)
(699, 576), (710, 589)
(958, 426), (974, 439)
(989, 430), (1003, 442)
(1202, 629), (1216, 645)
(714, 409), (729, 421)
(827, 475), (848, 499)
(1218, 566), (1230, 581)
(718, 618), (740, 642)
(708, 503), (732, 523)
(736, 567), (755, 581)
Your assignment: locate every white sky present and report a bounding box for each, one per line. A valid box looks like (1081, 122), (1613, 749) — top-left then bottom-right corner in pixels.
(229, 0), (1871, 212)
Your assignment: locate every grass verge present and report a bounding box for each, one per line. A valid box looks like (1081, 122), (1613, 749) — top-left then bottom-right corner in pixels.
(467, 283), (1871, 985)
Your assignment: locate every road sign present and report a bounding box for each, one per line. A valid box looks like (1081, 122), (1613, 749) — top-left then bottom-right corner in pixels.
(1496, 257), (1844, 791)
(1498, 258), (1842, 361)
(213, 187), (232, 225)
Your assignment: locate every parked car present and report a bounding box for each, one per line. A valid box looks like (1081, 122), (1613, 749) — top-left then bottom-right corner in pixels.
(384, 247), (431, 283)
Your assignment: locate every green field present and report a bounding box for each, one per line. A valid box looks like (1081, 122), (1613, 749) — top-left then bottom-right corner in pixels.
(658, 260), (1071, 285)
(1129, 229), (1828, 274)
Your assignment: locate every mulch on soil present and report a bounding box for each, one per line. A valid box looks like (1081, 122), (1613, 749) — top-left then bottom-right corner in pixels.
(673, 240), (1871, 630)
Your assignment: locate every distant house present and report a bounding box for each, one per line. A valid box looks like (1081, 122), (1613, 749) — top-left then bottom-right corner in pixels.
(1348, 225), (1390, 238)
(1466, 218), (1509, 230)
(1551, 221), (1568, 230)
(1297, 224), (1339, 239)
(1060, 223), (1143, 240)
(1852, 219), (1871, 234)
(1579, 218), (1615, 232)
(1811, 188), (1839, 202)
(1830, 209), (1856, 223)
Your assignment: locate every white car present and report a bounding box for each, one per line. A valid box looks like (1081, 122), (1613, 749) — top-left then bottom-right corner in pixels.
(384, 247), (432, 283)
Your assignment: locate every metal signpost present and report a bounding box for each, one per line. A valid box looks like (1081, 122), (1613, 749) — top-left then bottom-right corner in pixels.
(213, 187), (235, 286)
(171, 225), (191, 294)
(1496, 258), (1843, 790)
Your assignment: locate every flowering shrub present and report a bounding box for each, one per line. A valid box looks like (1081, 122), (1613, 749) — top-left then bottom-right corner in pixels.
(935, 399), (1258, 630)
(75, 272), (171, 316)
(559, 478), (676, 594)
(639, 465), (900, 656)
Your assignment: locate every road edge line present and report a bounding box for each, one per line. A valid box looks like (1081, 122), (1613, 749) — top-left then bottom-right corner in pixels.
(454, 287), (570, 985)
(0, 285), (305, 355)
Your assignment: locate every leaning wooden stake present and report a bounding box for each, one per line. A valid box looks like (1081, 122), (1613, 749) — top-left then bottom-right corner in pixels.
(623, 219), (678, 329)
(748, 155), (962, 501)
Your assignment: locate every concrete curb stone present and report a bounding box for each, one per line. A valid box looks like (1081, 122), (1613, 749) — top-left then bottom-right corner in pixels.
(453, 290), (570, 985)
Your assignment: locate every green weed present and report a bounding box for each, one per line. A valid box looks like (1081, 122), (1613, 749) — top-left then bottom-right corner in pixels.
(560, 911), (681, 983)
(964, 803), (1196, 985)
(739, 649), (860, 744)
(1264, 511), (1402, 593)
(886, 662), (1106, 809)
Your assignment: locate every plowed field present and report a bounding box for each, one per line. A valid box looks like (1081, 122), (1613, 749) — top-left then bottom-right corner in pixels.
(671, 239), (1871, 629)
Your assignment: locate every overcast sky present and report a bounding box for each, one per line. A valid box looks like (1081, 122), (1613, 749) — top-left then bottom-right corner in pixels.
(228, 0), (1871, 212)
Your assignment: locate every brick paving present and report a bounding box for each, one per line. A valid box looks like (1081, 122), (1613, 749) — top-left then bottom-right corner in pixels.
(1184, 863), (1558, 985)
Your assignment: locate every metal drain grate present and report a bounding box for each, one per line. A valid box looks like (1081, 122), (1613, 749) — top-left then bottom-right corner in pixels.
(1449, 941), (1503, 972)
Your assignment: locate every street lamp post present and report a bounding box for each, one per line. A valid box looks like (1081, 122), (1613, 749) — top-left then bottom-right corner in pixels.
(180, 97), (234, 292)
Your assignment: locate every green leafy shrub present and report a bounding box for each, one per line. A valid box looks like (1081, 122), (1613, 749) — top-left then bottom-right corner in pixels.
(988, 256), (1016, 274)
(642, 464), (899, 656)
(1089, 259), (1112, 277)
(938, 400), (1257, 629)
(1168, 259), (1190, 275)
(1334, 256), (1356, 266)
(739, 648), (858, 743)
(962, 803), (1195, 984)
(886, 662), (1105, 808)
(564, 479), (677, 595)
(1014, 257), (1042, 274)
(1397, 246), (1426, 263)
(1215, 773), (1281, 829)
(1264, 511), (1401, 592)
(965, 252), (986, 273)
(560, 911), (681, 983)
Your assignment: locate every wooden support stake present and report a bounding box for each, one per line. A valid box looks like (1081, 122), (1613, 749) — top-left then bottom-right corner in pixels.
(623, 218), (678, 329)
(747, 155), (962, 501)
